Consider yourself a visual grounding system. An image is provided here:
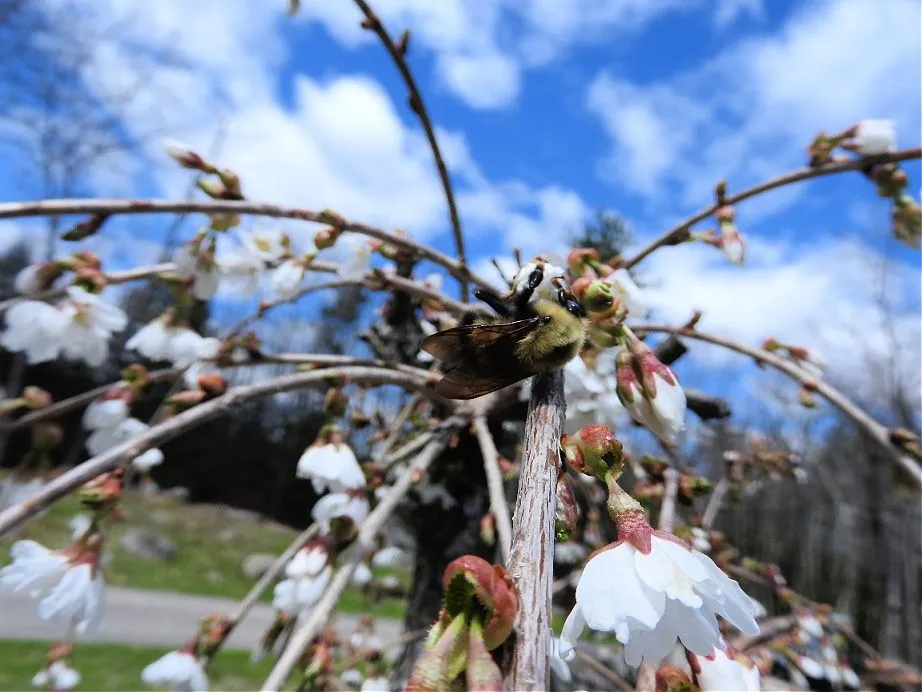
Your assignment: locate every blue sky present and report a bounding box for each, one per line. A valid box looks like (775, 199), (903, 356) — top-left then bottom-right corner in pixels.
(1, 0), (920, 428)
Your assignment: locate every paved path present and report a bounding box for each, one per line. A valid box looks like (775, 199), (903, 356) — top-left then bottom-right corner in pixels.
(0, 587), (401, 650)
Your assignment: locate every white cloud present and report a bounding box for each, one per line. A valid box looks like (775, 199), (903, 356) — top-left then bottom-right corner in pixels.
(587, 0), (921, 209)
(640, 235), (921, 401)
(714, 0), (764, 28)
(438, 52), (520, 110)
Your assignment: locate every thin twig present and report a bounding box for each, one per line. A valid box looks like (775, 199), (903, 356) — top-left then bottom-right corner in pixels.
(0, 365), (440, 537)
(623, 147), (922, 269)
(332, 628), (429, 675)
(203, 522), (321, 664)
(574, 650), (633, 692)
(505, 370), (566, 690)
(631, 323), (922, 490)
(351, 0), (468, 300)
(0, 198), (492, 291)
(657, 467), (680, 532)
(701, 476), (729, 530)
(261, 430), (457, 691)
(473, 415), (512, 561)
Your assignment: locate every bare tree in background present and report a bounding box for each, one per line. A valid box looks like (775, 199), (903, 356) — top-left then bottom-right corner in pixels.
(0, 0), (190, 463)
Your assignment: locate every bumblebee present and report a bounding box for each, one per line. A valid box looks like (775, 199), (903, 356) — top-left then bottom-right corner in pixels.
(421, 263), (587, 400)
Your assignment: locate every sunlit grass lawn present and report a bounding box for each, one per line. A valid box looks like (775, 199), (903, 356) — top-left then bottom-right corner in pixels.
(0, 640), (273, 692)
(0, 488), (408, 619)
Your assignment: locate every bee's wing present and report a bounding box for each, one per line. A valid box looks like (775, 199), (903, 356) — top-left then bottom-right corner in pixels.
(435, 365), (534, 400)
(422, 318), (544, 400)
(420, 318), (540, 363)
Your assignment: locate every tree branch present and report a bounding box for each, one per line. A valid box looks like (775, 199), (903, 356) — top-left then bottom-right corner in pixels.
(350, 0), (468, 300)
(0, 365), (440, 537)
(0, 198), (491, 291)
(505, 370), (565, 690)
(701, 477), (729, 530)
(203, 522), (321, 664)
(631, 323), (922, 490)
(473, 415), (512, 561)
(260, 429), (457, 691)
(624, 148), (922, 269)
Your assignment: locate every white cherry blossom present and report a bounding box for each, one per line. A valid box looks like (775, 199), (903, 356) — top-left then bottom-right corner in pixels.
(32, 660), (81, 691)
(0, 477), (45, 512)
(351, 562), (373, 586)
(174, 243), (219, 300)
(243, 229), (289, 263)
(604, 268), (647, 314)
(560, 532), (759, 667)
(341, 669), (364, 688)
(361, 676), (390, 691)
(846, 119), (895, 155)
(549, 635), (573, 682)
(86, 417), (149, 456)
(133, 448), (165, 472)
(311, 492), (370, 527)
(270, 259), (305, 299)
(371, 545), (409, 568)
(616, 346), (687, 443)
(58, 287), (128, 367)
(82, 397), (129, 431)
(337, 235), (372, 280)
(1, 539), (105, 635)
(141, 649), (209, 692)
(15, 265), (50, 296)
(296, 441), (365, 493)
(126, 318), (174, 362)
(218, 251), (265, 296)
(1, 301), (68, 364)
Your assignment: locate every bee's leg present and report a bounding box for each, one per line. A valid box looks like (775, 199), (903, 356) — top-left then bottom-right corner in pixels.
(514, 265), (544, 313)
(473, 288), (511, 317)
(459, 310), (480, 327)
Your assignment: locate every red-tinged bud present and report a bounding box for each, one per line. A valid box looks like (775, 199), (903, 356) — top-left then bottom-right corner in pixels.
(761, 337), (782, 352)
(73, 267), (107, 293)
(217, 169), (243, 199)
(197, 374), (227, 397)
(569, 276), (593, 301)
(480, 513), (496, 546)
(807, 132), (837, 167)
(240, 331), (262, 356)
(32, 422), (63, 451)
(582, 279), (614, 314)
(679, 474), (711, 500)
(195, 178), (227, 199)
(567, 247), (600, 276)
(442, 556), (518, 650)
(892, 194), (921, 249)
(869, 163), (908, 198)
(561, 424), (623, 479)
(78, 468), (124, 508)
(618, 334), (687, 442)
(715, 204), (735, 223)
(639, 454), (669, 478)
(409, 468), (425, 484)
(798, 384), (817, 408)
(22, 386), (52, 409)
(313, 226), (340, 250)
(62, 213), (110, 242)
(209, 213), (240, 231)
(465, 619), (503, 692)
(69, 250), (102, 271)
(164, 140), (216, 173)
(632, 479), (664, 503)
(323, 387), (349, 419)
(606, 477), (651, 552)
(121, 363), (151, 392)
(555, 473), (580, 542)
(588, 320), (621, 348)
(167, 390), (207, 410)
(318, 209), (345, 229)
(656, 664), (694, 692)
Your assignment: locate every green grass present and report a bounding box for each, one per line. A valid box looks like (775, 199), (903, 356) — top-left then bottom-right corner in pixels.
(0, 640), (273, 691)
(0, 488), (409, 619)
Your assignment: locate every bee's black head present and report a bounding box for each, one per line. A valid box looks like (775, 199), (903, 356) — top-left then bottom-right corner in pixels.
(557, 288), (585, 317)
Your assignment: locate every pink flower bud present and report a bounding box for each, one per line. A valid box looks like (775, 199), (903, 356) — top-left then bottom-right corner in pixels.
(655, 664), (694, 692)
(22, 386), (52, 409)
(480, 513), (496, 546)
(582, 279), (614, 314)
(465, 619), (503, 692)
(555, 473), (580, 541)
(313, 227), (340, 250)
(616, 337), (686, 442)
(442, 556), (519, 650)
(561, 424), (623, 479)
